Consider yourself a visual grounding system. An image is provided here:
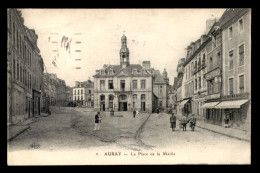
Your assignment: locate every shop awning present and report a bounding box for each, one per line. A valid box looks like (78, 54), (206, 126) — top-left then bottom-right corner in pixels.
(215, 99), (249, 109)
(179, 99), (189, 106)
(201, 101), (220, 108)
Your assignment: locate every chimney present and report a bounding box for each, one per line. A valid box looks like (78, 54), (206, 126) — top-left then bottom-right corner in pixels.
(206, 18), (216, 35)
(142, 61), (151, 69)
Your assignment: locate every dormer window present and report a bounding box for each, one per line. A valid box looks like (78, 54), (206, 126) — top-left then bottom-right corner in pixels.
(141, 69), (146, 74)
(132, 69), (138, 75)
(100, 70), (104, 75)
(109, 69), (113, 75)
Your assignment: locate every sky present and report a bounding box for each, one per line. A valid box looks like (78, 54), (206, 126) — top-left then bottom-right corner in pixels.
(19, 8), (226, 87)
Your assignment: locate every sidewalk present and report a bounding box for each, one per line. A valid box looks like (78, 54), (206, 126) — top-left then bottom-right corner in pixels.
(176, 115), (250, 142)
(7, 113), (49, 142)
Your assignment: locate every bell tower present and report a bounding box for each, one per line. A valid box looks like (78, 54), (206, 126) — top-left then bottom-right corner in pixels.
(120, 34), (130, 67)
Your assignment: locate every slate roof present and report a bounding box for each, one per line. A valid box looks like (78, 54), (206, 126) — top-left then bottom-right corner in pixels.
(93, 64), (152, 77)
(153, 70), (166, 84)
(218, 8), (249, 28)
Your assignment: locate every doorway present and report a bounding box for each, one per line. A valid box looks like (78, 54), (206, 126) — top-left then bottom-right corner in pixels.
(100, 102), (105, 111)
(141, 102), (146, 111)
(119, 102), (127, 111)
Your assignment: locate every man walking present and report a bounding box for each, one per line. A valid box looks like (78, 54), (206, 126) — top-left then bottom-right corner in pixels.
(180, 115), (188, 131)
(133, 109), (136, 118)
(170, 113), (177, 131)
(94, 112), (102, 131)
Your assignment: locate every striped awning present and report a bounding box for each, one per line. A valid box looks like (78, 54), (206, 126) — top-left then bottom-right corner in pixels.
(201, 102), (220, 108)
(215, 99), (249, 109)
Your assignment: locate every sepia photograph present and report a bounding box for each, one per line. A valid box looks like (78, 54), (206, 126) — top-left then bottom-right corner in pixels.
(7, 8), (251, 165)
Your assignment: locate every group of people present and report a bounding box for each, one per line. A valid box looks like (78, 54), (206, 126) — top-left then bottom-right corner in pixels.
(170, 113), (197, 131)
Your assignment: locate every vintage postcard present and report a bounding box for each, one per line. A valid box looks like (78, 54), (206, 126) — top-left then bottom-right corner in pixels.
(7, 8), (251, 165)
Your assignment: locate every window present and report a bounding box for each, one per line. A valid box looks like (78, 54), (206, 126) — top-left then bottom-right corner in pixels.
(239, 75), (245, 93)
(132, 80), (137, 89)
(100, 70), (104, 75)
(100, 80), (105, 90)
(229, 78), (234, 95)
(141, 94), (145, 100)
(160, 86), (163, 93)
(217, 52), (221, 67)
(202, 53), (206, 66)
(209, 57), (213, 71)
(199, 77), (201, 89)
(133, 102), (135, 108)
(208, 80), (214, 94)
(17, 61), (19, 80)
(81, 89), (83, 94)
(228, 26), (233, 39)
(132, 69), (137, 75)
(229, 50), (233, 70)
(74, 96), (76, 100)
(194, 61), (197, 72)
(108, 80), (114, 89)
(74, 90), (76, 94)
(13, 23), (15, 44)
(100, 95), (105, 102)
(239, 18), (244, 32)
(16, 30), (18, 49)
(239, 44), (245, 66)
(78, 96), (80, 100)
(120, 80), (125, 90)
(13, 59), (16, 79)
(109, 69), (113, 75)
(198, 57), (201, 69)
(81, 96), (83, 100)
(191, 81), (194, 94)
(109, 95), (114, 108)
(89, 90), (91, 94)
(160, 101), (162, 107)
(141, 80), (146, 89)
(133, 94), (137, 99)
(20, 66), (22, 83)
(195, 79), (197, 91)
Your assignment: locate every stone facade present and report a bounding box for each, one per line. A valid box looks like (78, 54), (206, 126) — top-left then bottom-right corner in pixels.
(93, 35), (155, 113)
(7, 9), (44, 124)
(72, 80), (94, 107)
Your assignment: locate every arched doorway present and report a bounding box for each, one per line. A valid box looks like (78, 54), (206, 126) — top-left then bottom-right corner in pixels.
(109, 95), (114, 110)
(141, 94), (146, 111)
(100, 95), (105, 111)
(118, 94), (127, 111)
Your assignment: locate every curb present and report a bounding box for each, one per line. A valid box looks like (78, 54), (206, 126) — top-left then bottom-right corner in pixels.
(8, 126), (30, 142)
(196, 124), (250, 142)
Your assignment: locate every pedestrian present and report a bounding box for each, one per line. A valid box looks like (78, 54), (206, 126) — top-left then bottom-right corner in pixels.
(189, 114), (197, 131)
(94, 112), (102, 131)
(136, 110), (139, 116)
(170, 113), (177, 131)
(180, 115), (187, 131)
(133, 109), (136, 118)
(224, 115), (229, 128)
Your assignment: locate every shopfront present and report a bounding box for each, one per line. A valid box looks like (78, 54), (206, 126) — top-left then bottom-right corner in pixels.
(215, 99), (249, 128)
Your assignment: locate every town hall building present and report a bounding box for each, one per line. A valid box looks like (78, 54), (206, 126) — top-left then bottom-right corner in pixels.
(93, 34), (169, 113)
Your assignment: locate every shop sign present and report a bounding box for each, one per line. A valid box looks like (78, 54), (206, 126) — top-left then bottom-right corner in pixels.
(222, 92), (249, 101)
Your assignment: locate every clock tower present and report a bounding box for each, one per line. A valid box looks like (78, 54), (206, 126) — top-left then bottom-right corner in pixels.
(120, 34), (130, 67)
